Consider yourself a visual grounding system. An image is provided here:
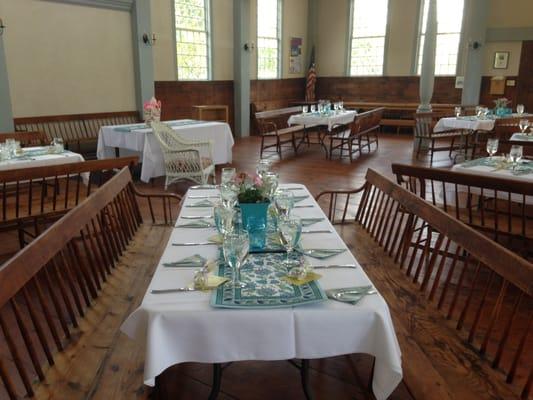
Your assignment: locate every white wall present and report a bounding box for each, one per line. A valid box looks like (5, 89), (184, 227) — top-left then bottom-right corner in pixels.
(1, 0), (136, 117)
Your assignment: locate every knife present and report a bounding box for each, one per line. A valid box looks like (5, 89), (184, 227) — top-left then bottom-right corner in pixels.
(312, 264), (357, 269)
(172, 242), (218, 246)
(181, 215), (214, 219)
(301, 229), (332, 234)
(151, 287), (198, 294)
(294, 205), (314, 208)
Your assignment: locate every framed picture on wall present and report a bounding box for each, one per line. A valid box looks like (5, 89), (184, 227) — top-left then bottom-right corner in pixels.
(493, 52), (509, 69)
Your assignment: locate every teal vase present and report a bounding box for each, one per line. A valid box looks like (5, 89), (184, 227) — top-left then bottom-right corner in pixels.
(239, 202), (269, 250)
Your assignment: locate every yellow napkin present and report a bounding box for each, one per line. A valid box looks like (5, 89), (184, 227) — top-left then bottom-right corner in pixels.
(189, 273), (229, 290)
(282, 272), (322, 286)
(208, 234), (223, 244)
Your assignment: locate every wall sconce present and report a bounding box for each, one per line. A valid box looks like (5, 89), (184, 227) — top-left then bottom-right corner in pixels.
(0, 19), (5, 36)
(468, 39), (482, 50)
(142, 33), (156, 46)
(244, 42), (255, 52)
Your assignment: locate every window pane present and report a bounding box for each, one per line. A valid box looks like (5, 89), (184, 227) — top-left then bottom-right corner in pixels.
(417, 0), (464, 76)
(350, 0), (388, 76)
(175, 0), (210, 80)
(257, 0), (280, 79)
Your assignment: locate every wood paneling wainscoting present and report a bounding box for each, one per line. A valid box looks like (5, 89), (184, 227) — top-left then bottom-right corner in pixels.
(250, 78), (306, 110)
(317, 76), (519, 107)
(155, 80), (235, 131)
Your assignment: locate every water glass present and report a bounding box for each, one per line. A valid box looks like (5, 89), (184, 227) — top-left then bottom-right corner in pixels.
(310, 104), (316, 113)
(517, 104), (525, 115)
(509, 145), (523, 170)
(475, 106), (483, 118)
(52, 137), (64, 153)
(519, 119), (530, 133)
(262, 171), (279, 200)
(5, 139), (15, 159)
(220, 183), (237, 208)
(486, 138), (498, 159)
(278, 216), (302, 267)
(214, 204), (235, 236)
(302, 105), (308, 114)
(275, 190), (294, 218)
(454, 106), (462, 118)
(223, 231), (250, 289)
(221, 167), (236, 185)
(256, 159), (272, 178)
(339, 101), (344, 111)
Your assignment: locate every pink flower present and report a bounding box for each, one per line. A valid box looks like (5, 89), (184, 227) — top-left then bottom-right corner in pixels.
(253, 174), (263, 187)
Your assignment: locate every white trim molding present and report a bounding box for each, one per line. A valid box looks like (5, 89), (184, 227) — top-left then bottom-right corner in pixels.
(44, 0), (134, 12)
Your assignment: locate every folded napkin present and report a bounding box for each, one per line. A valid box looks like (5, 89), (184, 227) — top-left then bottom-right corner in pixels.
(176, 220), (214, 228)
(298, 248), (346, 259)
(208, 234), (223, 245)
(186, 199), (216, 208)
(292, 195), (310, 203)
(282, 271), (321, 286)
(163, 254), (207, 268)
(189, 274), (229, 290)
(326, 286), (373, 304)
(300, 218), (325, 227)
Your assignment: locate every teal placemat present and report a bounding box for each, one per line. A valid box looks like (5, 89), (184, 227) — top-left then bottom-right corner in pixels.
(211, 253), (327, 309)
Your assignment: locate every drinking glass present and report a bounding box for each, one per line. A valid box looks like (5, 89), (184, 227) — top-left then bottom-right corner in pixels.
(278, 216), (302, 267)
(486, 138), (498, 159)
(517, 104), (525, 115)
(454, 106), (462, 118)
(475, 106), (483, 118)
(509, 145), (523, 170)
(310, 104), (316, 113)
(223, 231), (250, 288)
(5, 139), (15, 159)
(302, 105), (308, 114)
(275, 190), (294, 218)
(483, 107), (490, 118)
(262, 171), (279, 200)
(519, 119), (530, 133)
(214, 204), (235, 236)
(256, 159), (272, 178)
(221, 167), (236, 185)
(220, 183), (237, 208)
(52, 137), (64, 153)
(339, 101), (344, 111)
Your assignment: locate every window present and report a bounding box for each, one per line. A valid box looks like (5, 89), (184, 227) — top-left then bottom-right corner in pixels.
(349, 0), (389, 76)
(416, 0), (464, 75)
(257, 0), (281, 79)
(174, 0), (211, 80)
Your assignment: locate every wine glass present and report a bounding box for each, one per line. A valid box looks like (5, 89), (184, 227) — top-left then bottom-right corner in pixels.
(310, 104), (316, 113)
(221, 167), (236, 185)
(509, 145), (523, 171)
(519, 119), (530, 133)
(223, 231), (250, 288)
(486, 138), (498, 159)
(454, 106), (462, 118)
(278, 216), (302, 268)
(214, 204), (235, 236)
(275, 190), (294, 218)
(220, 183), (237, 208)
(52, 137), (64, 153)
(339, 101), (344, 111)
(256, 159), (272, 178)
(262, 171), (279, 200)
(302, 105), (308, 114)
(476, 106), (483, 118)
(517, 104), (525, 115)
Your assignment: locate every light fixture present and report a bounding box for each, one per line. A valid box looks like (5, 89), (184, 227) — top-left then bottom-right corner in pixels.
(0, 19), (5, 36)
(142, 33), (156, 46)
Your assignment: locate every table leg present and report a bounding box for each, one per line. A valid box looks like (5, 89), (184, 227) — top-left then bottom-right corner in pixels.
(208, 363), (222, 400)
(300, 359), (313, 400)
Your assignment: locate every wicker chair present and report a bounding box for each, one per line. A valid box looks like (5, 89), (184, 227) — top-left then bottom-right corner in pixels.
(151, 122), (215, 188)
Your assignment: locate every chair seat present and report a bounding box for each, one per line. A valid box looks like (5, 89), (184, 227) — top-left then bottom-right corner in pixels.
(169, 156), (213, 170)
(263, 125), (305, 136)
(330, 130), (351, 139)
(431, 131), (465, 138)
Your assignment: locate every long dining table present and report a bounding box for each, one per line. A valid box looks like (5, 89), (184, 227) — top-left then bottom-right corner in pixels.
(121, 183), (402, 400)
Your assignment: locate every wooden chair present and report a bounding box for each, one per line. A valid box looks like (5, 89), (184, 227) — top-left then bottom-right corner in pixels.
(255, 107), (305, 159)
(151, 121), (215, 188)
(316, 168), (533, 399)
(414, 112), (466, 165)
(0, 131), (47, 147)
(391, 163), (533, 259)
(0, 156), (139, 252)
(0, 167), (180, 399)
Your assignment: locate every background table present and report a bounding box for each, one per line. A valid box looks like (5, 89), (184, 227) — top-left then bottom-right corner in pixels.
(0, 148), (85, 171)
(121, 184), (403, 400)
(510, 132), (533, 142)
(434, 117), (495, 133)
(97, 120), (234, 183)
(288, 110), (357, 131)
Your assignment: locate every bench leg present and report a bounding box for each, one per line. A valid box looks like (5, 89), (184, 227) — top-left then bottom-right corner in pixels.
(208, 363), (223, 400)
(300, 359), (313, 400)
(260, 136), (265, 158)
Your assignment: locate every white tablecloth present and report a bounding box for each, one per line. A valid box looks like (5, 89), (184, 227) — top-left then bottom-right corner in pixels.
(510, 133), (533, 142)
(288, 111), (357, 131)
(121, 184), (402, 400)
(434, 117), (495, 133)
(0, 148), (85, 171)
(97, 121), (234, 183)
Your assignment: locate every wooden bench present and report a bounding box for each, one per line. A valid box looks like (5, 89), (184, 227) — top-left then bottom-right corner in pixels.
(316, 168), (532, 399)
(0, 157), (139, 253)
(14, 111), (140, 159)
(391, 163), (533, 259)
(0, 167), (180, 399)
(254, 106), (305, 159)
(0, 132), (48, 147)
(328, 107), (385, 161)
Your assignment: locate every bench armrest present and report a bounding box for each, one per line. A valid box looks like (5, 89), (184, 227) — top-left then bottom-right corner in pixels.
(132, 185), (182, 226)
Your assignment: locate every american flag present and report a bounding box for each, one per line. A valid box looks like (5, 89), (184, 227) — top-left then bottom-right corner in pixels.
(305, 47), (316, 102)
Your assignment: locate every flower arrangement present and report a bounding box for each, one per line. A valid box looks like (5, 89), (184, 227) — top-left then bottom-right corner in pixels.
(143, 97), (161, 123)
(493, 97), (510, 109)
(234, 172), (269, 204)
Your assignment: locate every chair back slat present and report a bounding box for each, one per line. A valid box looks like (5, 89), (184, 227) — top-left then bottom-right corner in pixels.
(352, 168), (533, 397)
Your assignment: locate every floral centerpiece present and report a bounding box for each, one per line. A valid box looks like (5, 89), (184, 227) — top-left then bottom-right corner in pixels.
(493, 97), (511, 116)
(235, 172), (269, 203)
(143, 97), (161, 123)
